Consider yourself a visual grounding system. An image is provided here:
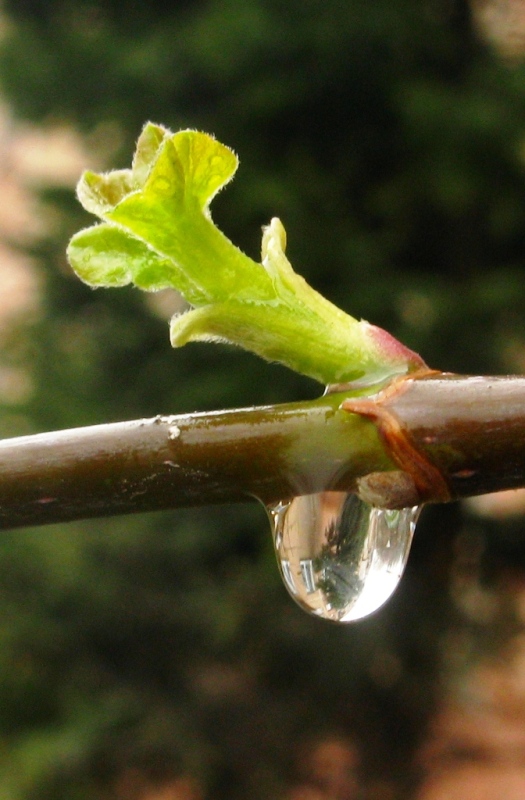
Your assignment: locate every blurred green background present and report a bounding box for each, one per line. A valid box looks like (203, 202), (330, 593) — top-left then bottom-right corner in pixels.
(1, 1), (525, 798)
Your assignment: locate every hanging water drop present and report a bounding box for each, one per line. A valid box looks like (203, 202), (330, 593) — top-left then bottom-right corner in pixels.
(267, 492), (421, 622)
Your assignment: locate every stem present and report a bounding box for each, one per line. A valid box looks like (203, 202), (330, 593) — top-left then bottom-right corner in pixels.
(0, 393), (391, 530)
(1, 374), (525, 530)
(385, 373), (525, 500)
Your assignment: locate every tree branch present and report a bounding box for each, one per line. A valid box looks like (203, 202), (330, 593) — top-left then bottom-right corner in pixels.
(0, 391), (391, 529)
(1, 373), (525, 530)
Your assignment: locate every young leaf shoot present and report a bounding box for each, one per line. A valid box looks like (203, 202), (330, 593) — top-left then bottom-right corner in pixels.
(68, 123), (424, 386)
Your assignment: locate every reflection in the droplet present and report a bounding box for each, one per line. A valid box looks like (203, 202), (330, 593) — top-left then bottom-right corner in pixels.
(267, 492), (421, 622)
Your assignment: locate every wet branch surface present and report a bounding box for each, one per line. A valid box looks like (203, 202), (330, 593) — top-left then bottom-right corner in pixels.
(1, 373), (525, 530)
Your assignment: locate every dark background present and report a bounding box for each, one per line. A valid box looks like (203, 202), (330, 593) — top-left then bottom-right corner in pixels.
(0, 1), (524, 797)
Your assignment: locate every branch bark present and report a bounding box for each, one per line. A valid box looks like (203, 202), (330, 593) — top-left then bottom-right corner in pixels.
(0, 391), (391, 529)
(1, 373), (525, 530)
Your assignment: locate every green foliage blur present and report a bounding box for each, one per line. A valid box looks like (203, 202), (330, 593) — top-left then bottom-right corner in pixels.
(0, 1), (525, 797)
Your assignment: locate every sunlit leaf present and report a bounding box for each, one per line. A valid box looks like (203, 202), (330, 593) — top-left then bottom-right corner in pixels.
(68, 123), (424, 384)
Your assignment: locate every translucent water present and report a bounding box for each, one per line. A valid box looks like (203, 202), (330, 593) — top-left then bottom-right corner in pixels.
(268, 492), (421, 622)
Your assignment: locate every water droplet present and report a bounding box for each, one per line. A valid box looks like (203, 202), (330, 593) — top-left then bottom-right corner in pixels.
(267, 492), (421, 622)
(168, 424), (181, 440)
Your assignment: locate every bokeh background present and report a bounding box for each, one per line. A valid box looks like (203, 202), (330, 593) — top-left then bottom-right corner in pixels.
(2, 1), (525, 798)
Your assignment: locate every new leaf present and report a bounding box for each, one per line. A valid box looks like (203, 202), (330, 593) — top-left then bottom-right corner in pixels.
(68, 122), (424, 385)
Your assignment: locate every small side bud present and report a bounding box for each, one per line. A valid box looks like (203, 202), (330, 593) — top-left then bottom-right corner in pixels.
(356, 470), (421, 509)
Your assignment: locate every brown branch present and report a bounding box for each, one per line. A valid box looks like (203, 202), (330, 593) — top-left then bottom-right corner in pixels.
(1, 373), (525, 530)
(384, 373), (525, 500)
(0, 393), (391, 529)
